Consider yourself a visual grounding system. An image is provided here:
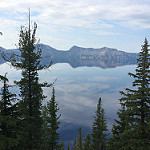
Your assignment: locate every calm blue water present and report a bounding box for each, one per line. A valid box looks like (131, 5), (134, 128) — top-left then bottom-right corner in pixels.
(0, 63), (136, 147)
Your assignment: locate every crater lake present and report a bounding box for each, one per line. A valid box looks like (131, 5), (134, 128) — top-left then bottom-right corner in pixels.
(0, 62), (136, 147)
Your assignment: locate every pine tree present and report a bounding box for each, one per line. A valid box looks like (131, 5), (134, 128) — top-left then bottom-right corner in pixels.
(72, 140), (77, 150)
(42, 87), (61, 150)
(73, 128), (83, 150)
(10, 13), (50, 149)
(119, 38), (150, 149)
(83, 133), (92, 150)
(108, 38), (150, 150)
(0, 75), (8, 82)
(107, 104), (127, 149)
(77, 128), (82, 150)
(59, 138), (65, 150)
(92, 98), (108, 150)
(41, 105), (49, 149)
(0, 73), (19, 149)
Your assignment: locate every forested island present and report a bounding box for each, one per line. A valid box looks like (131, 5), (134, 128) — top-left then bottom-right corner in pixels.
(0, 17), (149, 150)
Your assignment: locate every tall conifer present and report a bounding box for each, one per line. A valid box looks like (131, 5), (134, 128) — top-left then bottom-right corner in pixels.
(72, 140), (77, 150)
(83, 133), (92, 150)
(92, 98), (108, 150)
(107, 104), (128, 149)
(0, 74), (19, 149)
(108, 38), (150, 150)
(120, 38), (150, 149)
(42, 87), (61, 150)
(72, 128), (83, 150)
(10, 12), (49, 149)
(77, 128), (82, 150)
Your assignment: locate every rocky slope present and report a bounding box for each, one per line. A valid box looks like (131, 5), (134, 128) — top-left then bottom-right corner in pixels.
(0, 44), (138, 68)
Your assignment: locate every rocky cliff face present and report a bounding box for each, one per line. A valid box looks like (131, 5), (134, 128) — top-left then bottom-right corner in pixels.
(63, 46), (138, 68)
(0, 44), (138, 68)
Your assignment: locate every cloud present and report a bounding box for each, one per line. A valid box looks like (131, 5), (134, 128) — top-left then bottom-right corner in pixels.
(1, 0), (150, 29)
(91, 30), (120, 36)
(88, 76), (117, 82)
(0, 0), (150, 51)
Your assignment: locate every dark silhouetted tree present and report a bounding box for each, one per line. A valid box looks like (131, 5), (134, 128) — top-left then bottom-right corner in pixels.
(42, 87), (61, 150)
(107, 104), (128, 149)
(73, 128), (83, 150)
(119, 38), (150, 149)
(73, 140), (77, 150)
(83, 133), (92, 150)
(77, 128), (82, 150)
(108, 38), (150, 150)
(10, 13), (51, 149)
(0, 74), (19, 149)
(92, 98), (108, 150)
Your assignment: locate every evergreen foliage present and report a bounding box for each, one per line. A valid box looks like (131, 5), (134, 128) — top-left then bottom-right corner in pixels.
(107, 104), (127, 149)
(72, 140), (77, 150)
(1, 11), (150, 150)
(107, 38), (150, 150)
(41, 105), (49, 149)
(0, 75), (8, 82)
(73, 128), (83, 150)
(10, 15), (49, 149)
(92, 98), (108, 150)
(0, 74), (19, 149)
(59, 138), (65, 150)
(77, 128), (82, 150)
(83, 133), (92, 150)
(120, 38), (150, 149)
(42, 87), (61, 150)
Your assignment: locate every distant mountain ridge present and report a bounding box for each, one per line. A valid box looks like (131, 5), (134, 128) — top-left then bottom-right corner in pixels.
(0, 44), (138, 68)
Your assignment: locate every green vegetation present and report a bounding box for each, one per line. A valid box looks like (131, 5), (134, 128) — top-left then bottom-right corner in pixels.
(0, 14), (149, 149)
(42, 87), (61, 150)
(12, 21), (45, 149)
(83, 133), (92, 150)
(107, 38), (150, 150)
(0, 74), (19, 149)
(73, 98), (108, 150)
(92, 98), (108, 150)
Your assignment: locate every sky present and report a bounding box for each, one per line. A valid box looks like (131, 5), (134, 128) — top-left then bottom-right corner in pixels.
(0, 0), (150, 53)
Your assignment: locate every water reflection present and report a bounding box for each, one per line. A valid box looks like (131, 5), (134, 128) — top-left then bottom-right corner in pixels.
(0, 63), (136, 147)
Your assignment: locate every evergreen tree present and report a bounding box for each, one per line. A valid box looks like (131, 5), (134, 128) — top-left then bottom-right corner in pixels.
(73, 128), (83, 150)
(119, 38), (150, 149)
(41, 105), (49, 149)
(77, 128), (82, 150)
(42, 87), (61, 150)
(72, 140), (77, 150)
(0, 74), (19, 149)
(0, 75), (8, 82)
(83, 133), (92, 150)
(92, 98), (108, 150)
(108, 38), (150, 150)
(107, 104), (128, 149)
(59, 138), (65, 150)
(10, 14), (50, 149)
